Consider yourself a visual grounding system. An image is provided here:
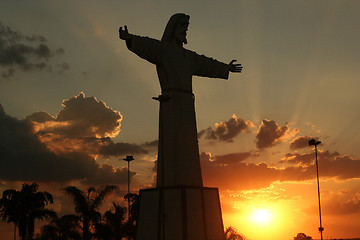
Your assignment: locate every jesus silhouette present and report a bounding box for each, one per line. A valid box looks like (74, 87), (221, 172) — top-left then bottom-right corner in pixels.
(119, 13), (242, 188)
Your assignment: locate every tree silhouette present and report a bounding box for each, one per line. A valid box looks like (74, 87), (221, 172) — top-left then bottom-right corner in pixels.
(294, 233), (313, 240)
(123, 193), (139, 240)
(0, 188), (20, 240)
(225, 226), (246, 240)
(36, 214), (82, 240)
(62, 185), (116, 240)
(0, 183), (56, 240)
(93, 203), (127, 240)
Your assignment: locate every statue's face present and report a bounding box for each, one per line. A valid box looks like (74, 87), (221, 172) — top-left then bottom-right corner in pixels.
(174, 16), (189, 44)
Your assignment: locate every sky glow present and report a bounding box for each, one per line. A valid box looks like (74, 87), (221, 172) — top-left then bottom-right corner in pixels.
(1, 1), (360, 239)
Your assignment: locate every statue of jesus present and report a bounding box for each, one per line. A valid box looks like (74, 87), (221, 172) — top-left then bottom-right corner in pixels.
(119, 13), (242, 188)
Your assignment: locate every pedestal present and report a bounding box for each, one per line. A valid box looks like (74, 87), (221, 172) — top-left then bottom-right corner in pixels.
(136, 186), (225, 240)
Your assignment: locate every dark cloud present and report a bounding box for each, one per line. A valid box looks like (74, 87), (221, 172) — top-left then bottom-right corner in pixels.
(28, 92), (122, 139)
(213, 152), (252, 165)
(81, 164), (135, 186)
(26, 111), (56, 122)
(201, 153), (283, 190)
(25, 93), (152, 157)
(199, 151), (252, 165)
(280, 152), (316, 166)
(324, 193), (360, 215)
(143, 140), (158, 148)
(27, 93), (155, 159)
(200, 149), (360, 190)
(0, 95), (136, 185)
(318, 151), (360, 180)
(56, 62), (70, 74)
(99, 141), (149, 156)
(0, 21), (68, 79)
(305, 191), (360, 216)
(99, 139), (159, 157)
(199, 114), (254, 142)
(290, 136), (320, 149)
(24, 93), (125, 156)
(255, 119), (298, 149)
(0, 108), (98, 182)
(56, 92), (122, 138)
(280, 150), (359, 180)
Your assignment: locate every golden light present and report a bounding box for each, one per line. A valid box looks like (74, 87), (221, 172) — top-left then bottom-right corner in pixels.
(251, 208), (272, 225)
(224, 198), (298, 240)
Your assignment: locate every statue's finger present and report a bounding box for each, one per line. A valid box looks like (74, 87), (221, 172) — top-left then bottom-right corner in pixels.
(230, 59), (237, 64)
(125, 25), (128, 32)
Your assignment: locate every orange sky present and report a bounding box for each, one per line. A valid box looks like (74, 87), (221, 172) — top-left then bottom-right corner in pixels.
(1, 1), (360, 239)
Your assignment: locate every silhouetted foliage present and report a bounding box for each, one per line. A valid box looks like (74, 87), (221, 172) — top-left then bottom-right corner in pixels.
(123, 193), (139, 240)
(225, 226), (246, 240)
(62, 185), (117, 240)
(93, 193), (139, 240)
(2, 183), (140, 240)
(93, 203), (127, 240)
(36, 214), (82, 240)
(0, 183), (56, 240)
(294, 232), (313, 240)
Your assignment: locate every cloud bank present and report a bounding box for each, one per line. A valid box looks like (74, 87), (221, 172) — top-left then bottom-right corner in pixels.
(200, 150), (360, 191)
(255, 119), (298, 149)
(0, 93), (151, 185)
(199, 114), (254, 142)
(0, 21), (68, 79)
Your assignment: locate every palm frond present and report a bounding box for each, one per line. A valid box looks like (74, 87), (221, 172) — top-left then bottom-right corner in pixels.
(62, 186), (88, 214)
(30, 208), (57, 221)
(92, 185), (117, 209)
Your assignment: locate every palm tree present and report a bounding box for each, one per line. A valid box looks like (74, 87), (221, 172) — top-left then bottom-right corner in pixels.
(62, 185), (117, 240)
(123, 193), (139, 240)
(0, 188), (20, 240)
(93, 203), (127, 240)
(37, 214), (82, 240)
(0, 183), (56, 240)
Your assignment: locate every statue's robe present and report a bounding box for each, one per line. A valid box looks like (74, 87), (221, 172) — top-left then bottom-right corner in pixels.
(126, 34), (229, 187)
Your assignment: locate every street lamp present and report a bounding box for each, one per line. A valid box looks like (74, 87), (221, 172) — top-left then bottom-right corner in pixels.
(309, 139), (324, 240)
(123, 155), (134, 220)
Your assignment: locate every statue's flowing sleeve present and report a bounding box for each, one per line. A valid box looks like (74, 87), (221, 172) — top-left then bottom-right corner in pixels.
(126, 34), (162, 65)
(192, 53), (229, 79)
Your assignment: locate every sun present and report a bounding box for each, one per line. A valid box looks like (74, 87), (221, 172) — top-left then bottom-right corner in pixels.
(251, 208), (273, 225)
(228, 200), (297, 240)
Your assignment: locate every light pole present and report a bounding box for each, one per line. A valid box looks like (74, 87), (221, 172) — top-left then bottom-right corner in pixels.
(309, 139), (324, 240)
(123, 155), (134, 220)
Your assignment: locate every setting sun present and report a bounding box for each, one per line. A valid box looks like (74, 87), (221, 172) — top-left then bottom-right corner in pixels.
(226, 199), (299, 240)
(1, 1), (360, 240)
(251, 208), (272, 225)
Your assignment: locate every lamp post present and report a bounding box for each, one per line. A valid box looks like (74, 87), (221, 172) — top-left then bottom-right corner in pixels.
(123, 155), (134, 220)
(308, 139), (324, 240)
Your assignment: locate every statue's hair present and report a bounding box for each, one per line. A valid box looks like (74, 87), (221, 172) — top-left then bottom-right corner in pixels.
(161, 13), (190, 44)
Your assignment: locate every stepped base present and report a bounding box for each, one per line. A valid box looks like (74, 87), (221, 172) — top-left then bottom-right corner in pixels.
(136, 186), (225, 240)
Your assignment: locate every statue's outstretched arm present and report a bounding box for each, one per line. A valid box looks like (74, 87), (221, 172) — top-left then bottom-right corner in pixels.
(229, 60), (243, 73)
(118, 25), (162, 65)
(119, 25), (130, 40)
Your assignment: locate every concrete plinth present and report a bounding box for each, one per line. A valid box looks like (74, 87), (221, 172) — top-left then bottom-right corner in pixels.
(136, 186), (225, 240)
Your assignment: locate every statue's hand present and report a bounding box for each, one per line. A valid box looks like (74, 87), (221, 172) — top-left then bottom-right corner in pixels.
(119, 25), (130, 40)
(229, 60), (243, 73)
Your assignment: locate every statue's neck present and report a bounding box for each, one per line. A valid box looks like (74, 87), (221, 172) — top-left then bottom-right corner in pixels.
(169, 38), (183, 47)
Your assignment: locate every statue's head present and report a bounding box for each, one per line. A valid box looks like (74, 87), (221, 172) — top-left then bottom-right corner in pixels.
(161, 13), (190, 46)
